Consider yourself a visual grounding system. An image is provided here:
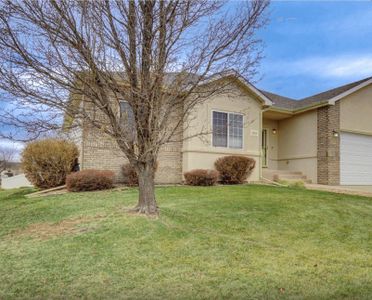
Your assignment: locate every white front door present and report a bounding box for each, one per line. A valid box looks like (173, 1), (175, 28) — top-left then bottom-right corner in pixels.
(340, 132), (372, 185)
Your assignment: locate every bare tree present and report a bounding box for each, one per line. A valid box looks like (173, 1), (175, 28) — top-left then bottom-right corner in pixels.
(0, 146), (14, 174)
(0, 0), (269, 215)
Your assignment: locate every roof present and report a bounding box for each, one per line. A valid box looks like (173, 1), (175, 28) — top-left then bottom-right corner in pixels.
(63, 70), (272, 130)
(261, 76), (372, 112)
(201, 70), (272, 106)
(259, 91), (298, 110)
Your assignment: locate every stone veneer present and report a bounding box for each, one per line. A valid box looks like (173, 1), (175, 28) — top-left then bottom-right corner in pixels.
(317, 102), (340, 185)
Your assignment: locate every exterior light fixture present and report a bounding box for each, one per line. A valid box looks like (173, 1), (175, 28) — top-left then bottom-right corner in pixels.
(333, 130), (339, 138)
(272, 129), (277, 135)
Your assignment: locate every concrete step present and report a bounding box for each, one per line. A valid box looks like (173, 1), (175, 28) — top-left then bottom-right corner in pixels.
(278, 178), (312, 184)
(262, 169), (312, 184)
(263, 169), (303, 176)
(274, 174), (308, 180)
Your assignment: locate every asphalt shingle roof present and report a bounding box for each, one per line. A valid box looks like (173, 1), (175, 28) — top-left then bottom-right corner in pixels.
(261, 76), (372, 111)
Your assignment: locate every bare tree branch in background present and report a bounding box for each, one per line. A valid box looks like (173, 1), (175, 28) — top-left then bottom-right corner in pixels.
(0, 146), (14, 174)
(0, 0), (269, 215)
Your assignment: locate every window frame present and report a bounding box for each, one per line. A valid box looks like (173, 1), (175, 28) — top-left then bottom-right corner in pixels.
(119, 100), (134, 121)
(211, 109), (244, 149)
(119, 100), (136, 138)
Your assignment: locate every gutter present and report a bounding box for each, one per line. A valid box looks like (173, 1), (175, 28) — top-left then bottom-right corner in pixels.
(265, 101), (330, 115)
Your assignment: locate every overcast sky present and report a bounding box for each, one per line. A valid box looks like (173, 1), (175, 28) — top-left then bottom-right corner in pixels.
(256, 0), (372, 99)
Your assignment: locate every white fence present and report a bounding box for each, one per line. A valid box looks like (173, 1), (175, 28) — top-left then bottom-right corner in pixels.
(1, 174), (33, 190)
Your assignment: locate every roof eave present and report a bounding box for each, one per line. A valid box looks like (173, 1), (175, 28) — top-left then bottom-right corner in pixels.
(198, 71), (273, 106)
(267, 101), (330, 115)
(234, 75), (273, 106)
(328, 78), (372, 105)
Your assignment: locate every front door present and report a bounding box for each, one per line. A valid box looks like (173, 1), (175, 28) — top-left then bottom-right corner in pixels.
(262, 129), (268, 168)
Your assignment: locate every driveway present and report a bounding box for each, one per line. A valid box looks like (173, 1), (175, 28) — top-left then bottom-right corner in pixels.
(341, 185), (372, 193)
(306, 184), (372, 197)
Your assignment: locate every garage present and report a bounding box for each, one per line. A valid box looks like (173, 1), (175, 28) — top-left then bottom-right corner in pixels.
(340, 132), (372, 185)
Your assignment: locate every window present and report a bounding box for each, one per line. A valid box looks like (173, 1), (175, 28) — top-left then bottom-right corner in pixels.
(212, 111), (228, 147)
(212, 111), (243, 148)
(120, 101), (136, 138)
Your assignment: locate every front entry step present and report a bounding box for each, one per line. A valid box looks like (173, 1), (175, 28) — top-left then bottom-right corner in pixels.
(263, 169), (312, 184)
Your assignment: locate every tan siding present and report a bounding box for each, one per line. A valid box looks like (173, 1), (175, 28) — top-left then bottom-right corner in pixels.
(69, 80), (266, 184)
(182, 82), (263, 182)
(277, 110), (318, 183)
(340, 84), (372, 135)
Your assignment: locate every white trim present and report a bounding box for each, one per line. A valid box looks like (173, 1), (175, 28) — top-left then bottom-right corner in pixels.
(182, 149), (260, 156)
(211, 109), (244, 150)
(199, 70), (273, 106)
(328, 78), (372, 105)
(340, 128), (372, 137)
(276, 155), (317, 161)
(233, 74), (273, 106)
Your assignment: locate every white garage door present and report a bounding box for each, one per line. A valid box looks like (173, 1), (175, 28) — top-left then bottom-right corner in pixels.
(340, 132), (372, 185)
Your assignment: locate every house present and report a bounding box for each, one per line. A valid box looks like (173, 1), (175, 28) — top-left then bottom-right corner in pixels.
(68, 73), (372, 186)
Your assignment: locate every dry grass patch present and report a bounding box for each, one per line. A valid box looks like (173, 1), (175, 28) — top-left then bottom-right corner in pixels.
(9, 214), (106, 240)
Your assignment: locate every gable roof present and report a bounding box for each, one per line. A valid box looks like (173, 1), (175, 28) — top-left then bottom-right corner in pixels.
(63, 70), (272, 130)
(261, 76), (372, 112)
(197, 70), (273, 106)
(301, 76), (372, 104)
(259, 91), (298, 110)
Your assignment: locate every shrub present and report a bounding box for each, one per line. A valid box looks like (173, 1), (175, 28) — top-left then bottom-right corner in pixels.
(184, 169), (219, 186)
(278, 179), (305, 188)
(214, 156), (256, 184)
(21, 139), (79, 189)
(121, 163), (138, 186)
(66, 170), (114, 192)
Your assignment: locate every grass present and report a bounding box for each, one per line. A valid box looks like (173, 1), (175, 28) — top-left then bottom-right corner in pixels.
(0, 185), (371, 299)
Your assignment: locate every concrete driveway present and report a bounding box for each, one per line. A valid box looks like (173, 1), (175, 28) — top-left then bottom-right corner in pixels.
(341, 186), (372, 193)
(306, 184), (372, 197)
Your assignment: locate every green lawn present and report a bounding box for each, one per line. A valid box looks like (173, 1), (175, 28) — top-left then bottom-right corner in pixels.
(0, 185), (371, 299)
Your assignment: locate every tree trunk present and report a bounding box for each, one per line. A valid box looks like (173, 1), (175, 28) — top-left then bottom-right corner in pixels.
(133, 164), (158, 216)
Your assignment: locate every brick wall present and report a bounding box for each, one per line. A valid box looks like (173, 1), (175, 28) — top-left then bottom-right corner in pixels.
(317, 102), (340, 185)
(80, 94), (183, 186)
(64, 125), (84, 166)
(81, 125), (182, 184)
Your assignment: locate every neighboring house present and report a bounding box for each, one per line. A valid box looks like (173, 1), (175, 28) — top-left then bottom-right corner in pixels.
(67, 73), (372, 186)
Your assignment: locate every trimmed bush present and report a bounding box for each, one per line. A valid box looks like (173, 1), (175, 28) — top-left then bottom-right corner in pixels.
(121, 163), (138, 186)
(214, 156), (256, 184)
(184, 169), (219, 186)
(21, 139), (79, 189)
(66, 170), (114, 192)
